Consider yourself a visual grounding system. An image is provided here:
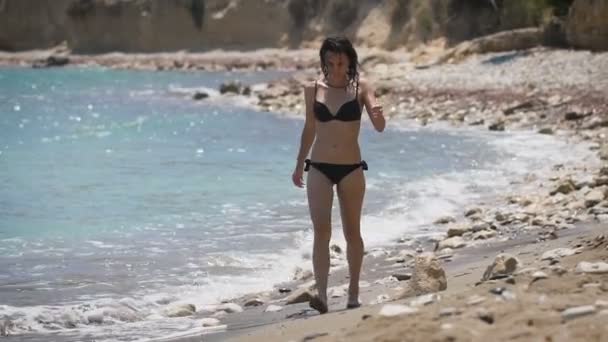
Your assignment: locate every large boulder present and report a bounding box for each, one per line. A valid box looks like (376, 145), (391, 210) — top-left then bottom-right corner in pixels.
(566, 0), (608, 51)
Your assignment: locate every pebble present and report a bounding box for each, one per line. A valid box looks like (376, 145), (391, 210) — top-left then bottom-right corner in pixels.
(561, 305), (596, 321)
(575, 261), (608, 274)
(378, 304), (418, 317)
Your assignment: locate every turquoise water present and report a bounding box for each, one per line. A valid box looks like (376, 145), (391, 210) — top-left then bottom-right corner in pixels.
(0, 67), (512, 340)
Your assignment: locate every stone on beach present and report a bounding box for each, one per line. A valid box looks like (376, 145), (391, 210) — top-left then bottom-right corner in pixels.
(378, 304), (418, 317)
(285, 288), (313, 305)
(216, 303), (243, 314)
(165, 304), (196, 318)
(541, 247), (578, 261)
(575, 261), (608, 274)
(446, 223), (471, 237)
(397, 252), (447, 299)
(437, 236), (466, 250)
(481, 253), (519, 281)
(244, 298), (265, 307)
(561, 305), (596, 321)
(200, 318), (221, 327)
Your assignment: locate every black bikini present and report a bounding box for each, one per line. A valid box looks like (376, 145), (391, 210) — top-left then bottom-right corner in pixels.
(305, 80), (368, 185)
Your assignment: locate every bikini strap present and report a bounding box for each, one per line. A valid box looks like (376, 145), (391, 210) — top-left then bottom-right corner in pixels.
(313, 81), (318, 101)
(304, 159), (311, 171)
(360, 160), (368, 170)
(355, 79), (359, 98)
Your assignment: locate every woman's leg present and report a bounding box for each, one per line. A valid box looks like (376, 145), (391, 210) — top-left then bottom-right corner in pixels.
(306, 167), (334, 309)
(336, 168), (365, 307)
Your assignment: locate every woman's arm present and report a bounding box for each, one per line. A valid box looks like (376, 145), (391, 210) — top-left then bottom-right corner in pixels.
(360, 79), (386, 132)
(292, 84), (316, 187)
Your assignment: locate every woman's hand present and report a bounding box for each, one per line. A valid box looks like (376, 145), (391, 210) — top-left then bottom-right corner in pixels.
(292, 164), (305, 188)
(370, 104), (383, 120)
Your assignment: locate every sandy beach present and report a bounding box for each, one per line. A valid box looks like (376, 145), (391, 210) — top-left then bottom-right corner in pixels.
(1, 45), (607, 341)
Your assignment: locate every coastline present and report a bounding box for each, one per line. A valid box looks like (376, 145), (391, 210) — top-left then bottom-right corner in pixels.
(1, 46), (607, 341)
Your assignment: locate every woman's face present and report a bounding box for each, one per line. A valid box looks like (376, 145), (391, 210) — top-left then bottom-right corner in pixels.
(323, 52), (349, 80)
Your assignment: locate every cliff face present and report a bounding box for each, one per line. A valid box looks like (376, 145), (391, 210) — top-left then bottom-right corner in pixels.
(0, 0), (605, 53)
(566, 0), (608, 51)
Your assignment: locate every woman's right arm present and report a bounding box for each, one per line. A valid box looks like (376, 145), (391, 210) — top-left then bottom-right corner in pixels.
(292, 84), (316, 187)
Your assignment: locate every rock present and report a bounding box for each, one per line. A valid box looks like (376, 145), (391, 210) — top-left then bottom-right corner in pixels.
(285, 288), (313, 304)
(575, 261), (608, 274)
(494, 211), (507, 222)
(330, 244), (342, 254)
(464, 207), (482, 217)
(200, 318), (221, 327)
(538, 127), (554, 135)
(532, 271), (548, 280)
(583, 117), (608, 130)
(585, 189), (606, 207)
(244, 298), (265, 307)
(564, 111), (589, 121)
(481, 253), (519, 281)
(594, 176), (608, 187)
(503, 100), (536, 116)
(446, 223), (471, 237)
(599, 144), (608, 160)
(216, 303), (242, 314)
(473, 230), (497, 240)
(397, 253), (447, 298)
(278, 287), (291, 293)
(378, 304), (418, 317)
(477, 308), (494, 324)
(392, 273), (412, 281)
(489, 287), (506, 295)
(32, 55), (70, 68)
(541, 248), (578, 260)
(165, 304), (196, 317)
(220, 81), (244, 95)
(193, 91), (209, 100)
(596, 300), (608, 309)
(87, 311), (104, 324)
(551, 179), (576, 195)
(561, 305), (596, 321)
(566, 0), (608, 51)
(438, 236), (466, 250)
(439, 307), (461, 317)
(264, 305), (283, 313)
(434, 216), (456, 224)
(489, 121), (505, 131)
(467, 295), (486, 306)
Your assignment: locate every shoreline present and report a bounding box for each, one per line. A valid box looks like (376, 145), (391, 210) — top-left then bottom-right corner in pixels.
(177, 46), (608, 341)
(1, 46), (607, 341)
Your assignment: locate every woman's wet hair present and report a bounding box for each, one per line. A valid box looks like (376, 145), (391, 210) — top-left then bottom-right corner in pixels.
(319, 36), (359, 85)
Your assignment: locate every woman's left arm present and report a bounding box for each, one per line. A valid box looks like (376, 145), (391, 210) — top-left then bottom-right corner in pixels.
(360, 79), (386, 132)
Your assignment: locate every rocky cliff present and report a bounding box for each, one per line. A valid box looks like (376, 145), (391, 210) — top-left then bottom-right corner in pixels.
(0, 0), (605, 53)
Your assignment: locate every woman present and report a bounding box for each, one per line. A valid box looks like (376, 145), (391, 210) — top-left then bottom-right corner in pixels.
(291, 36), (386, 314)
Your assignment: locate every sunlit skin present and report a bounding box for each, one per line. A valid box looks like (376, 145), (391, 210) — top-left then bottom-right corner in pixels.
(292, 45), (386, 313)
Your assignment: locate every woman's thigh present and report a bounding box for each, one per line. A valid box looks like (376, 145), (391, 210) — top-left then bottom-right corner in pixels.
(336, 168), (365, 234)
(306, 167), (334, 231)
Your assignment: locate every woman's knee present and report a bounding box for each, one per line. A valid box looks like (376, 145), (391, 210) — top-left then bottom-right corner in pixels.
(313, 226), (332, 244)
(343, 227), (363, 246)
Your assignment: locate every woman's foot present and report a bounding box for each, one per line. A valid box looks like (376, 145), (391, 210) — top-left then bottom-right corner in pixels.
(346, 299), (361, 309)
(309, 295), (328, 314)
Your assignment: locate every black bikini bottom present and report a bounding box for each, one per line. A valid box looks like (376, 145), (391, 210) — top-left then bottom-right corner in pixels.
(304, 159), (368, 185)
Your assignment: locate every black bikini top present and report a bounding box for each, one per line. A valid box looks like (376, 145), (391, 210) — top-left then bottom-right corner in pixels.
(313, 81), (362, 122)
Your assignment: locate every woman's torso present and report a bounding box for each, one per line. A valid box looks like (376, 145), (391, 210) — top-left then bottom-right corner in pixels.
(310, 80), (363, 163)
